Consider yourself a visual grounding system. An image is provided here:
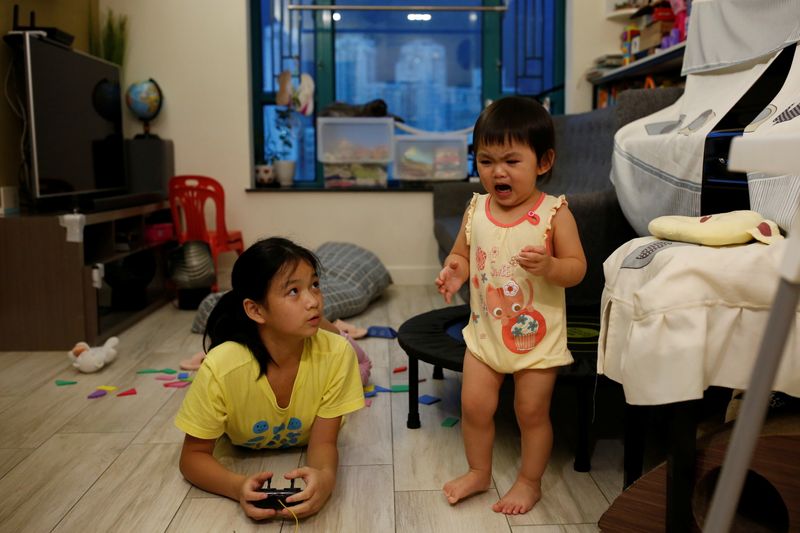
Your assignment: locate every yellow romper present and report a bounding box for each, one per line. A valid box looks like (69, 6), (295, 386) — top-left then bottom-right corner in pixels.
(462, 192), (574, 374)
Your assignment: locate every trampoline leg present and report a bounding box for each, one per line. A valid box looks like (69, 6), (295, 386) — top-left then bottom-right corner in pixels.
(433, 365), (444, 380)
(407, 356), (421, 429)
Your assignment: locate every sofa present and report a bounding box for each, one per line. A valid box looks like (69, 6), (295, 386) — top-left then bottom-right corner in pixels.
(433, 87), (685, 307)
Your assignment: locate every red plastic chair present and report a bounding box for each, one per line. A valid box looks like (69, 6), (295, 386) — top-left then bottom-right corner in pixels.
(168, 175), (244, 290)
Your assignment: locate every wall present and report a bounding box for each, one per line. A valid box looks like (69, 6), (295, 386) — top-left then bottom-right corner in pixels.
(99, 0), (439, 284)
(0, 0), (96, 188)
(564, 0), (624, 113)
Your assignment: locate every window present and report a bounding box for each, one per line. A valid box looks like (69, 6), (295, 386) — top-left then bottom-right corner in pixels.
(250, 0), (563, 185)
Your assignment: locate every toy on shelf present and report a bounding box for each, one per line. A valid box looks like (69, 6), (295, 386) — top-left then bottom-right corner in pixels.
(68, 337), (119, 373)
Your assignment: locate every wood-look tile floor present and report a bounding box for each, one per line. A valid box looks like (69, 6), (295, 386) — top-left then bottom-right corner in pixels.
(0, 285), (624, 533)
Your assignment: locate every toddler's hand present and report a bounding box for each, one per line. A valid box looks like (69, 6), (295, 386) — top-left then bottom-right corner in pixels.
(435, 260), (462, 304)
(239, 471), (279, 520)
(516, 245), (552, 277)
(277, 467), (334, 519)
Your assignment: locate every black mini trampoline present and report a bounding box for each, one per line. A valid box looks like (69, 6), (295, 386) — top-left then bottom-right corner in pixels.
(397, 303), (600, 472)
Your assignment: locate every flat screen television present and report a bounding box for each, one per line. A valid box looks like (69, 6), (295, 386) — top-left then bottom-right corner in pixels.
(15, 33), (127, 203)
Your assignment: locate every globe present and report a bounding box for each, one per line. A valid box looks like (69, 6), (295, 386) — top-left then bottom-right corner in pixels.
(125, 78), (163, 135)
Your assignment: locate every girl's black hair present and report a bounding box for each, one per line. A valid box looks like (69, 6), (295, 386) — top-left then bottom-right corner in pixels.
(203, 237), (320, 378)
(473, 96), (556, 182)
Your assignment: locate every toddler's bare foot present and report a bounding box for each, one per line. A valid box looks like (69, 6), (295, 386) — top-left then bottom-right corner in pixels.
(443, 470), (491, 505)
(492, 477), (541, 515)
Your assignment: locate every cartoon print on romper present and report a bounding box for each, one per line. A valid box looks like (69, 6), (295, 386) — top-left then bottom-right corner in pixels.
(485, 278), (546, 353)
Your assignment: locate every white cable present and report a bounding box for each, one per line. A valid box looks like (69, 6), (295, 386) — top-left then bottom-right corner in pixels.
(5, 61), (30, 188)
(4, 62), (23, 118)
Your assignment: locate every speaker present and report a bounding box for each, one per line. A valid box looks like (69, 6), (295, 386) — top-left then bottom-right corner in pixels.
(125, 138), (174, 198)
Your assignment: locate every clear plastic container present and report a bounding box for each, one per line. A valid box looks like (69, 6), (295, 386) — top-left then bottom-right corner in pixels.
(316, 117), (394, 164)
(393, 134), (468, 181)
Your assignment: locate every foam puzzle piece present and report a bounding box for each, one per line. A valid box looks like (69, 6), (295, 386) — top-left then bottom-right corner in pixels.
(365, 398), (373, 407)
(390, 384), (409, 392)
(441, 417), (460, 427)
(55, 380), (78, 386)
(97, 385), (117, 391)
(136, 369), (161, 374)
(159, 368), (178, 375)
(164, 381), (191, 388)
(374, 385), (391, 393)
(364, 390), (377, 398)
(117, 388), (137, 397)
(363, 384), (375, 393)
(367, 326), (397, 339)
(178, 372), (189, 379)
(392, 366), (407, 374)
(87, 389), (107, 399)
(418, 394), (441, 405)
(156, 375), (175, 381)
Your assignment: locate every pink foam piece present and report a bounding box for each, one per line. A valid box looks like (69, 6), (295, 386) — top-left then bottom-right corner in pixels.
(365, 398), (373, 407)
(155, 375), (175, 381)
(164, 381), (191, 388)
(87, 389), (107, 399)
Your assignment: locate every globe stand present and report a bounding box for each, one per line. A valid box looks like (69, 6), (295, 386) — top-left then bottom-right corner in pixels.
(125, 78), (163, 140)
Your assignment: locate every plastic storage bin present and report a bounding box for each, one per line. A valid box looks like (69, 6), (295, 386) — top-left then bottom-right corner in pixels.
(317, 117), (394, 164)
(394, 134), (468, 181)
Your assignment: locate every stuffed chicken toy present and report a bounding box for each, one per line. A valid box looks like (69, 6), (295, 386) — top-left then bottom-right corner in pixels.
(68, 337), (119, 373)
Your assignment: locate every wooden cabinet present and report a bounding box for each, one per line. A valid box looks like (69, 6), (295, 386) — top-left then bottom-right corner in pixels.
(0, 202), (175, 350)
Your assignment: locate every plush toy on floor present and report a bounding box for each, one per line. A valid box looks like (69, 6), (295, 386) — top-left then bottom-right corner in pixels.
(68, 337), (119, 373)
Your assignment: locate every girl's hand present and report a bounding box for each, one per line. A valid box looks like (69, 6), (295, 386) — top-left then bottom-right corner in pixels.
(277, 467), (334, 519)
(239, 471), (279, 520)
(517, 245), (552, 277)
(435, 260), (463, 304)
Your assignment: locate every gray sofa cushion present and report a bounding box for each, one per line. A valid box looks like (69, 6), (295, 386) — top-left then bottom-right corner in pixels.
(431, 88), (685, 308)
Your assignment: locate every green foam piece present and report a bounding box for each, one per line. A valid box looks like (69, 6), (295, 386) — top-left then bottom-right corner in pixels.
(441, 417), (460, 427)
(390, 384), (409, 392)
(159, 368), (178, 374)
(55, 379), (78, 386)
(136, 369), (161, 374)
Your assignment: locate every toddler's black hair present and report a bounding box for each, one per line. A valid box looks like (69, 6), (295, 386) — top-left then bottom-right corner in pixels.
(203, 237), (320, 378)
(473, 96), (555, 181)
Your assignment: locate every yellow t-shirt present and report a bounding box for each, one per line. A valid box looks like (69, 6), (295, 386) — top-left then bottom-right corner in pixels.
(175, 331), (365, 449)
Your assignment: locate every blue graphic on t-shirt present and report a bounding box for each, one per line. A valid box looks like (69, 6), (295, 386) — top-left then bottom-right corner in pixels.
(252, 420), (269, 434)
(246, 436), (265, 443)
(262, 418), (304, 448)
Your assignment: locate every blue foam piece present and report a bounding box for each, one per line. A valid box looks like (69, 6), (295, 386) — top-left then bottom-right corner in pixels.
(418, 394), (441, 405)
(364, 390), (378, 398)
(445, 320), (467, 342)
(367, 326), (397, 339)
(373, 385), (391, 393)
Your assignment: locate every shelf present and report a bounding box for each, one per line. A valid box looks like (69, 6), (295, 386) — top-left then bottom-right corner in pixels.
(606, 7), (638, 21)
(591, 42), (686, 86)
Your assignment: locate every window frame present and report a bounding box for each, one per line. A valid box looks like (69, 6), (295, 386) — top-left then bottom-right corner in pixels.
(249, 0), (564, 186)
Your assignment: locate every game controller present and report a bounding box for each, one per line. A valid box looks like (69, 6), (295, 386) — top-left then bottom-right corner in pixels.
(250, 478), (302, 510)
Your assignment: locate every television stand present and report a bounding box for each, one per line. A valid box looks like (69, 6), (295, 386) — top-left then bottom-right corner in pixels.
(0, 201), (175, 350)
(86, 191), (166, 213)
